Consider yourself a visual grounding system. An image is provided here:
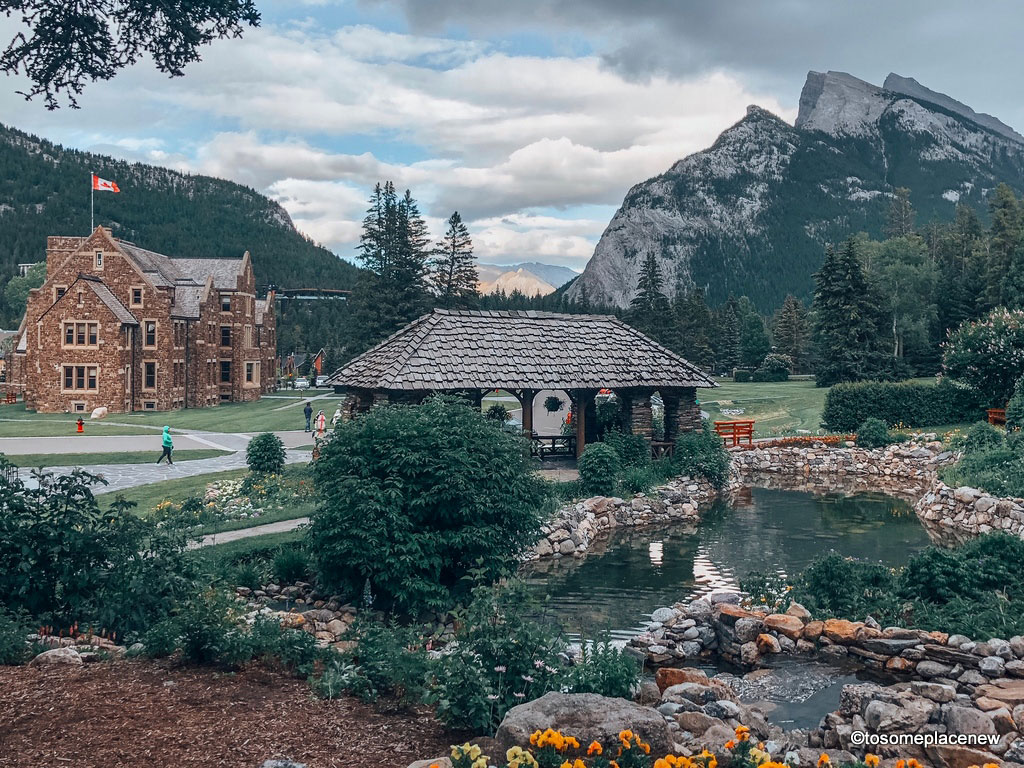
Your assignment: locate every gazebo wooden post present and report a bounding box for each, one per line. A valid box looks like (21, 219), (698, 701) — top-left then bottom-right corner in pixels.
(572, 388), (597, 458)
(519, 388), (535, 436)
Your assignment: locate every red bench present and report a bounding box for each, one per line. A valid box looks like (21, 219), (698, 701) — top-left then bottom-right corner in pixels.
(988, 408), (1007, 426)
(2, 391), (16, 405)
(714, 419), (755, 446)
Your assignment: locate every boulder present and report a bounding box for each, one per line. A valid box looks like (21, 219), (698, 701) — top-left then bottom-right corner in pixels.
(675, 711), (720, 736)
(756, 634), (782, 655)
(917, 660), (953, 679)
(977, 679), (1024, 708)
(661, 682), (722, 706)
(803, 621), (825, 641)
(910, 681), (956, 703)
(651, 607), (677, 624)
(408, 761), (451, 768)
(944, 706), (996, 736)
(823, 619), (861, 645)
(655, 667), (709, 693)
(494, 692), (674, 758)
(926, 744), (1001, 768)
(29, 647), (82, 666)
(703, 699), (741, 720)
(786, 603), (812, 622)
(764, 613), (805, 640)
(734, 617), (766, 643)
(980, 656), (1006, 677)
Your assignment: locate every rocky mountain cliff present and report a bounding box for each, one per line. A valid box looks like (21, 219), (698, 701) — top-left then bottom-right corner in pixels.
(567, 71), (1024, 311)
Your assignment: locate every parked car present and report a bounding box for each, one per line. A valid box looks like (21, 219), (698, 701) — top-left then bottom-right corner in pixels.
(294, 377), (310, 389)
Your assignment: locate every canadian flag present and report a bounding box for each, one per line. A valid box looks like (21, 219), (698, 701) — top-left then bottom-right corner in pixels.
(92, 174), (120, 193)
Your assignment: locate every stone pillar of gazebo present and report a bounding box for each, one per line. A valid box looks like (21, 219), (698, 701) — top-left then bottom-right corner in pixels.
(343, 389), (375, 420)
(518, 388), (536, 435)
(614, 387), (655, 441)
(662, 387), (700, 441)
(572, 389), (598, 458)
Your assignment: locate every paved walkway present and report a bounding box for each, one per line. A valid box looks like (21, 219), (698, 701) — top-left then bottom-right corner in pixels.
(0, 429), (312, 455)
(197, 517), (309, 548)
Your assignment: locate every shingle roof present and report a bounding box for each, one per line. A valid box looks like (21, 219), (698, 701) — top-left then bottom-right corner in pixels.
(327, 309), (718, 391)
(118, 243), (244, 292)
(171, 284), (205, 319)
(83, 278), (139, 325)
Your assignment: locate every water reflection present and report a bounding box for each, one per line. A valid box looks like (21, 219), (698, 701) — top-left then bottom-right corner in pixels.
(522, 487), (933, 642)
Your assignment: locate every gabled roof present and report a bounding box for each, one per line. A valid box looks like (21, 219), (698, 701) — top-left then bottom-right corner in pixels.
(37, 274), (138, 326)
(327, 309), (718, 391)
(117, 242), (245, 291)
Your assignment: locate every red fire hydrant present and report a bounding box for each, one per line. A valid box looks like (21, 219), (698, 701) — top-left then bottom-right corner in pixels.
(76, 417), (84, 433)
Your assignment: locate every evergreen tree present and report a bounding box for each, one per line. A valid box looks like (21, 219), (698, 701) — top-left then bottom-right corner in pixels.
(935, 204), (985, 333)
(715, 296), (741, 373)
(738, 306), (771, 369)
(627, 253), (673, 345)
(884, 187), (916, 238)
(811, 239), (884, 386)
(772, 295), (808, 372)
(986, 183), (1022, 308)
(347, 182), (431, 355)
(430, 211), (479, 309)
(674, 289), (715, 367)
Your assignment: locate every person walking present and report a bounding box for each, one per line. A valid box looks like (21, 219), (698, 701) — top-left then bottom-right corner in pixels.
(315, 409), (326, 438)
(303, 401), (313, 432)
(156, 425), (174, 465)
(330, 406), (342, 427)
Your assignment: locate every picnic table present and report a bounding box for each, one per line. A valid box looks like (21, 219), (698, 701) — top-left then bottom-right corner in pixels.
(714, 419), (755, 446)
(531, 434), (577, 460)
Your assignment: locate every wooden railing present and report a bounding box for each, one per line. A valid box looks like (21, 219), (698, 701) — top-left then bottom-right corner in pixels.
(531, 434), (577, 460)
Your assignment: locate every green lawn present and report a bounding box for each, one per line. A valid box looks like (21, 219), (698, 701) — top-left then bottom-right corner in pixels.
(103, 467), (248, 515)
(0, 395), (346, 436)
(698, 377), (946, 437)
(7, 449), (231, 467)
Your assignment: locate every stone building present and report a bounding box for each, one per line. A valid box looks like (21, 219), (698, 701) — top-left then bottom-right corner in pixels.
(10, 226), (276, 413)
(325, 309), (716, 456)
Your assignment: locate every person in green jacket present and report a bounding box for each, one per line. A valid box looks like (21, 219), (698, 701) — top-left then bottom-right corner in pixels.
(157, 426), (174, 465)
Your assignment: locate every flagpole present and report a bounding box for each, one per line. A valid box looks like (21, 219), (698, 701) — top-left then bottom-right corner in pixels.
(90, 172), (94, 231)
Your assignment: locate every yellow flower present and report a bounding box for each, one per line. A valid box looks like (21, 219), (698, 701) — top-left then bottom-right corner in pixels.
(587, 741), (603, 756)
(864, 755), (880, 768)
(735, 725), (751, 742)
(896, 761), (906, 768)
(472, 759), (487, 768)
(619, 729), (634, 747)
(655, 759), (675, 768)
(565, 736), (580, 750)
(818, 755), (831, 768)
(530, 731), (542, 746)
(468, 745), (482, 761)
(725, 741), (736, 750)
(907, 760), (922, 768)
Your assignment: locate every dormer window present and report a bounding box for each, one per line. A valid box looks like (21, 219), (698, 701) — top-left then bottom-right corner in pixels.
(220, 294), (231, 312)
(131, 288), (143, 306)
(95, 251), (103, 269)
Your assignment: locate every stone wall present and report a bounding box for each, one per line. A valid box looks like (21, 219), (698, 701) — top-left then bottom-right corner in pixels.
(917, 482), (1024, 539)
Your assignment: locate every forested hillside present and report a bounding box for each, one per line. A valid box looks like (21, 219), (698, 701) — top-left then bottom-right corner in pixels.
(0, 123), (361, 328)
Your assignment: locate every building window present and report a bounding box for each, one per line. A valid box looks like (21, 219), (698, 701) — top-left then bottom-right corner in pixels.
(220, 360), (231, 383)
(95, 251), (103, 269)
(220, 294), (231, 312)
(131, 288), (143, 306)
(245, 362), (254, 383)
(144, 361), (156, 390)
(63, 322), (98, 348)
(54, 285), (67, 302)
(62, 365), (98, 392)
(144, 401), (156, 410)
(220, 326), (231, 347)
(144, 321), (157, 347)
(72, 401), (86, 412)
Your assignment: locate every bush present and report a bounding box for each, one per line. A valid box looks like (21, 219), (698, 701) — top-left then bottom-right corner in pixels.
(309, 395), (548, 613)
(246, 432), (286, 474)
(941, 425), (1024, 497)
(177, 590), (242, 666)
(733, 369), (753, 383)
(822, 379), (984, 432)
(961, 421), (1005, 454)
(563, 635), (639, 699)
(603, 429), (650, 468)
(943, 307), (1024, 407)
(1007, 377), (1024, 431)
(272, 546), (310, 584)
(752, 353), (791, 382)
(543, 395), (564, 413)
(0, 465), (199, 635)
(142, 617), (181, 658)
(673, 422), (731, 489)
(855, 417), (891, 449)
(791, 554), (900, 624)
(577, 443), (620, 497)
(618, 466), (656, 495)
(0, 611), (30, 665)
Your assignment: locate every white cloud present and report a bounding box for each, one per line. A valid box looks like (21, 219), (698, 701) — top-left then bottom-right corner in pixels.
(1, 19), (792, 269)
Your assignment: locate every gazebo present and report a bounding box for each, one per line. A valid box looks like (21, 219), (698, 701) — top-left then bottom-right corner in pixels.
(326, 309), (717, 457)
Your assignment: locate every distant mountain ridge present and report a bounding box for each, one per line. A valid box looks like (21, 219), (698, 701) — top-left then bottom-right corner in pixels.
(0, 122), (360, 325)
(477, 261), (578, 296)
(568, 70), (1024, 311)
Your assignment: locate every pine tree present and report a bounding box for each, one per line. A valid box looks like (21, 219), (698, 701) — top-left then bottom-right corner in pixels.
(772, 295), (808, 372)
(811, 239), (883, 386)
(715, 296), (741, 373)
(627, 253), (673, 345)
(988, 183), (1023, 307)
(738, 305), (771, 370)
(430, 211), (479, 309)
(885, 187), (916, 238)
(674, 289), (715, 367)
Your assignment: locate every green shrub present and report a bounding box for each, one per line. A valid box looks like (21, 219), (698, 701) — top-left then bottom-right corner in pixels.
(791, 554), (900, 624)
(309, 395), (548, 613)
(563, 635), (639, 699)
(944, 308), (1024, 407)
(855, 417), (891, 449)
(962, 420), (1006, 454)
(272, 546), (310, 584)
(485, 403), (509, 422)
(618, 466), (656, 495)
(740, 571), (793, 613)
(0, 466), (199, 635)
(673, 422), (731, 489)
(941, 422), (1024, 497)
(246, 432), (286, 474)
(142, 617), (181, 658)
(1007, 377), (1024, 431)
(822, 380), (984, 432)
(230, 561), (267, 591)
(429, 583), (565, 732)
(752, 353), (791, 382)
(594, 399), (621, 438)
(577, 443), (620, 497)
(733, 369), (753, 382)
(603, 429), (650, 468)
(543, 395), (564, 413)
(177, 590), (242, 666)
(0, 611), (30, 665)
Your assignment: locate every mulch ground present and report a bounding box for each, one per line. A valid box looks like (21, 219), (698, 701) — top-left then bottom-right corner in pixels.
(0, 660), (453, 768)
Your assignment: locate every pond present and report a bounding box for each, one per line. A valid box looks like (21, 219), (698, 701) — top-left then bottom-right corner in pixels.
(521, 486), (936, 728)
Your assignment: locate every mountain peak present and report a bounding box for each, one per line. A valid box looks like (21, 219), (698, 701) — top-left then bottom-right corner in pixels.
(795, 70), (890, 137)
(883, 73), (1024, 145)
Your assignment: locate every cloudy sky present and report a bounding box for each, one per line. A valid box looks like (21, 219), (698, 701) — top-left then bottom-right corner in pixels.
(2, 1), (1021, 271)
